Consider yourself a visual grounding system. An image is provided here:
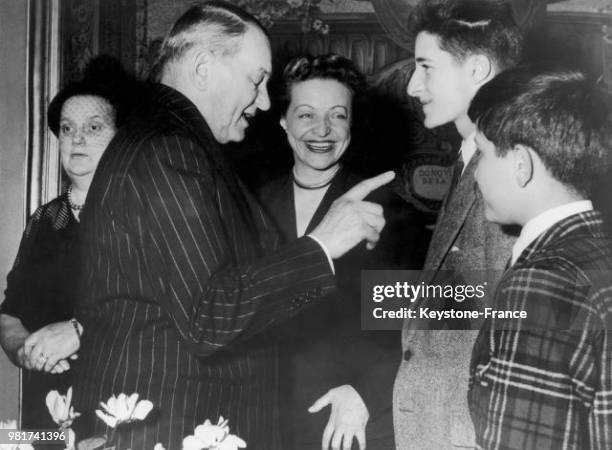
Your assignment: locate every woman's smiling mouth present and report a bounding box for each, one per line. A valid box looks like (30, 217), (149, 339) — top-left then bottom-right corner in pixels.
(305, 141), (335, 153)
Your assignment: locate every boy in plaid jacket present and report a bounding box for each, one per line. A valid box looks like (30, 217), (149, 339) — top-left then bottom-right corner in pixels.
(467, 67), (612, 449)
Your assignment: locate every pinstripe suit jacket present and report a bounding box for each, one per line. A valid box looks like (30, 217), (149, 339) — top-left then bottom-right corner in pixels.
(394, 155), (517, 449)
(469, 210), (612, 449)
(73, 84), (336, 450)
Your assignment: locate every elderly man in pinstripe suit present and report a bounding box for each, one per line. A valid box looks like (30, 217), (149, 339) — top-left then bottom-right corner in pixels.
(62, 2), (394, 449)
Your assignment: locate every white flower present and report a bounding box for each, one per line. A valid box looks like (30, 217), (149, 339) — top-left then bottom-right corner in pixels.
(64, 428), (75, 450)
(312, 19), (323, 30)
(182, 417), (246, 450)
(320, 23), (330, 35)
(154, 444), (166, 450)
(0, 444), (34, 450)
(0, 420), (17, 429)
(95, 393), (154, 428)
(213, 434), (247, 450)
(0, 420), (34, 450)
(45, 387), (81, 429)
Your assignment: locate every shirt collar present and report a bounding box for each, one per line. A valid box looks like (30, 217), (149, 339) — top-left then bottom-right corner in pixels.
(511, 200), (594, 265)
(460, 131), (477, 174)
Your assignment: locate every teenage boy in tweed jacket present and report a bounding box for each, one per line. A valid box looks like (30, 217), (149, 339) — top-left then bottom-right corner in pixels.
(468, 67), (612, 449)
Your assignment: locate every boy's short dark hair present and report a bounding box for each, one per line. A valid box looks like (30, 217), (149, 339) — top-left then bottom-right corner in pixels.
(469, 67), (612, 196)
(409, 0), (523, 71)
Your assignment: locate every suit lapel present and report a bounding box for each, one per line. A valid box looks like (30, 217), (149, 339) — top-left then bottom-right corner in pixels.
(424, 157), (478, 272)
(155, 84), (260, 244)
(275, 175), (299, 241)
(305, 167), (353, 235)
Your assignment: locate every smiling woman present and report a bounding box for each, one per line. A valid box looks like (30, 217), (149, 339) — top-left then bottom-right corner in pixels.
(275, 54), (366, 235)
(258, 53), (411, 450)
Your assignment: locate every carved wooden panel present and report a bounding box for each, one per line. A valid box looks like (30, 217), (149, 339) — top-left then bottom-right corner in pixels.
(544, 12), (612, 79)
(604, 28), (612, 88)
(61, 0), (148, 82)
(269, 15), (410, 75)
(62, 0), (96, 82)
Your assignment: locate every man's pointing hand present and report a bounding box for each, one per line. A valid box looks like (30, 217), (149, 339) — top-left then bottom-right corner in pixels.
(310, 171), (395, 259)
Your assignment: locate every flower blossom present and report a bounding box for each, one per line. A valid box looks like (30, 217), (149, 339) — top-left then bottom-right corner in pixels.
(154, 444), (166, 450)
(95, 393), (154, 428)
(0, 420), (34, 450)
(45, 387), (81, 429)
(182, 417), (246, 450)
(257, 12), (273, 29)
(0, 420), (17, 429)
(64, 428), (75, 450)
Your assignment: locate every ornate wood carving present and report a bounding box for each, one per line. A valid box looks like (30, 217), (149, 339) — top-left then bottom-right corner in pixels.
(545, 12), (612, 79)
(98, 0), (121, 57)
(603, 25), (612, 88)
(269, 14), (410, 74)
(62, 0), (96, 82)
(134, 0), (149, 77)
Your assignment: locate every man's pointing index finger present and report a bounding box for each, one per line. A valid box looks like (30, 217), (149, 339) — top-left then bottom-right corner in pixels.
(341, 171), (395, 201)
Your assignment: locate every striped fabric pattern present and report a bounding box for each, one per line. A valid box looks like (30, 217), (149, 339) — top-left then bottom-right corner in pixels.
(469, 211), (612, 450)
(73, 84), (335, 450)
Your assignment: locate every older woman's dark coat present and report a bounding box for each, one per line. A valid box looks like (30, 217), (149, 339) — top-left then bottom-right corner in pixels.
(1, 195), (79, 430)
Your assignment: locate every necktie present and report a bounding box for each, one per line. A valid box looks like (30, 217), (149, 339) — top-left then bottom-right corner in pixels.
(444, 151), (464, 208)
(450, 151), (464, 193)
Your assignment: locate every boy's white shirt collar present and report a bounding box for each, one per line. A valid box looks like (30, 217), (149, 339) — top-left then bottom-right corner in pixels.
(510, 200), (594, 265)
(459, 131), (477, 174)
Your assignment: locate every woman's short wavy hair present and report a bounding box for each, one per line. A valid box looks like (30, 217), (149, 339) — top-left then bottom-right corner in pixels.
(278, 53), (367, 116)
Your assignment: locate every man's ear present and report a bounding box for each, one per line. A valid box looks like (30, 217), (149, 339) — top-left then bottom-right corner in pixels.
(513, 144), (534, 188)
(469, 54), (494, 86)
(280, 116), (287, 131)
(191, 50), (211, 90)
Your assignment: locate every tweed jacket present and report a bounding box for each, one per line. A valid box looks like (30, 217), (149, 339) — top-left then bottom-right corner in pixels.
(73, 84), (336, 450)
(469, 210), (612, 450)
(394, 154), (516, 449)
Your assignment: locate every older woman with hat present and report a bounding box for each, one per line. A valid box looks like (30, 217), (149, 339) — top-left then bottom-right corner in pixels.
(0, 55), (140, 430)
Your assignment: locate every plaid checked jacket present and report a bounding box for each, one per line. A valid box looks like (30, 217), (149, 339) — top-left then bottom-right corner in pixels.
(469, 210), (612, 450)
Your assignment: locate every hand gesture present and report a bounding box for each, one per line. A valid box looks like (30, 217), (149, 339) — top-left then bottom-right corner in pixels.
(311, 171), (395, 259)
(308, 384), (369, 450)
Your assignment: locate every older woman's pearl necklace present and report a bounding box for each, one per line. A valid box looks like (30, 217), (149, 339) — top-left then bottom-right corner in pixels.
(67, 185), (84, 211)
(292, 165), (340, 190)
